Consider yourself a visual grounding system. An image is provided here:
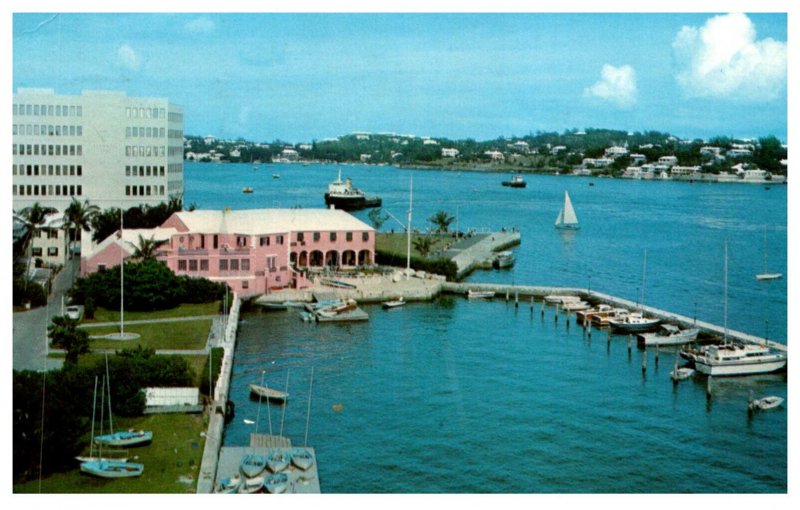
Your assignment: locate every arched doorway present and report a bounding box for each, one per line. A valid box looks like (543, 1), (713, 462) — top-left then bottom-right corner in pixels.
(298, 251), (308, 267)
(325, 250), (339, 268)
(358, 250), (372, 265)
(309, 250), (324, 267)
(341, 250), (356, 266)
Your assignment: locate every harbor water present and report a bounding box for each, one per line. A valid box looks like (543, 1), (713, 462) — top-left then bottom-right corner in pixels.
(185, 162), (787, 492)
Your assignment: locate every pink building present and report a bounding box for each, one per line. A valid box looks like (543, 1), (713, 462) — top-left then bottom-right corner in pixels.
(81, 208), (376, 297)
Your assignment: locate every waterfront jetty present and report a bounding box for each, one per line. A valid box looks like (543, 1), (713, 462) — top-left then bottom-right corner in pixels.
(445, 230), (521, 278)
(215, 434), (320, 494)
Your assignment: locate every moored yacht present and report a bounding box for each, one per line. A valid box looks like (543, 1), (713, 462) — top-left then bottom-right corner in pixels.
(637, 324), (700, 346)
(608, 312), (660, 333)
(691, 342), (787, 376)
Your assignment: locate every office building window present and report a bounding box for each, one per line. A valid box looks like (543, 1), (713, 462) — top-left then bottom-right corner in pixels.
(219, 259), (228, 271)
(241, 259), (250, 271)
(189, 260), (198, 271)
(178, 260), (187, 271)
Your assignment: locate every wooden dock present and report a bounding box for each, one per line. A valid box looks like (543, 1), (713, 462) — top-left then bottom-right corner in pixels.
(216, 441), (321, 494)
(443, 282), (787, 352)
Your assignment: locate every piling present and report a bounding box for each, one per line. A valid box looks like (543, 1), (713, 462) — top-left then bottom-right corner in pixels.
(706, 376), (713, 401)
(641, 350), (647, 374)
(515, 291), (519, 309)
(655, 344), (660, 367)
(627, 335), (632, 355)
(554, 304), (559, 323)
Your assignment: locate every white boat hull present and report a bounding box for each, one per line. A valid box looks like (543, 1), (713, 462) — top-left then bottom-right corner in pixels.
(756, 273), (782, 281)
(695, 358), (787, 376)
(638, 328), (699, 346)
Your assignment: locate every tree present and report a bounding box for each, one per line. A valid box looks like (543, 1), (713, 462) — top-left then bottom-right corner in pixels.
(412, 235), (434, 258)
(63, 198), (100, 255)
(368, 208), (390, 230)
(131, 234), (168, 261)
(48, 315), (90, 365)
(428, 210), (455, 234)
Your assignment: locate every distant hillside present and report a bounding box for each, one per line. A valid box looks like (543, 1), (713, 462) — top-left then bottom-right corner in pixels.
(183, 129), (787, 176)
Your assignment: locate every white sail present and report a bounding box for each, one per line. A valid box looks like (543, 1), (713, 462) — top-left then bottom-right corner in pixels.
(555, 191), (579, 229)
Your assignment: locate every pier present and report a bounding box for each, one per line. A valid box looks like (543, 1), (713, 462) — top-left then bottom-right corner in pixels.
(445, 230), (521, 278)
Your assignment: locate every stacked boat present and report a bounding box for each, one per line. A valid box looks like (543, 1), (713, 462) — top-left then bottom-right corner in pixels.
(218, 447), (316, 494)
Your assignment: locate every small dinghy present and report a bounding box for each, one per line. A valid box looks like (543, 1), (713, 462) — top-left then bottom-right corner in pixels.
(240, 453), (267, 478)
(94, 429), (153, 447)
(382, 297), (406, 309)
(670, 367), (695, 381)
(291, 448), (315, 470)
(249, 383), (289, 402)
(264, 472), (290, 494)
(237, 475), (265, 493)
(80, 459), (144, 478)
(266, 450), (291, 473)
(749, 393), (784, 412)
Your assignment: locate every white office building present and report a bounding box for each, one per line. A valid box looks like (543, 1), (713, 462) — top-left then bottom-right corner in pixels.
(12, 88), (184, 213)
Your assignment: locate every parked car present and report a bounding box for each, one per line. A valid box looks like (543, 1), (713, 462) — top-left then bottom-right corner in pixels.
(65, 305), (83, 320)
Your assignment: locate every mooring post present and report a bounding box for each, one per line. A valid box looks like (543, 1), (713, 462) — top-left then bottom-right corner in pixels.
(627, 335), (632, 355)
(706, 376), (713, 401)
(641, 350), (647, 374)
(541, 301), (545, 320)
(554, 304), (559, 323)
(655, 344), (660, 368)
(515, 291), (519, 309)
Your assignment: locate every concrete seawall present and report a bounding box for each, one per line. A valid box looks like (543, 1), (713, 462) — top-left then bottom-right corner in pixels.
(196, 293), (241, 494)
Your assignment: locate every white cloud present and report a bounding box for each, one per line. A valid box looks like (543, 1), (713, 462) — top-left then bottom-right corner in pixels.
(672, 13), (786, 101)
(117, 44), (140, 71)
(584, 64), (638, 108)
(185, 17), (215, 33)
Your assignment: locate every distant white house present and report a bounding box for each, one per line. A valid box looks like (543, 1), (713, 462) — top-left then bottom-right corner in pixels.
(355, 133), (370, 140)
(360, 153), (372, 162)
(203, 135), (216, 145)
(278, 148), (299, 161)
(510, 141), (530, 153)
(422, 138), (439, 145)
(670, 165), (701, 176)
(581, 158), (597, 168)
(658, 155), (678, 167)
(593, 158), (614, 168)
(484, 150), (505, 162)
(629, 153), (647, 165)
(298, 143), (313, 151)
(550, 145), (567, 155)
(442, 148), (459, 158)
(229, 148), (241, 159)
(727, 148), (752, 158)
(604, 146), (629, 159)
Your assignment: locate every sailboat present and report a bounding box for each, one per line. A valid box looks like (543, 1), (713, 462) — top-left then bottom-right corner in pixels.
(76, 376), (129, 464)
(94, 355), (153, 447)
(80, 376), (144, 478)
(554, 191), (579, 230)
(608, 249), (660, 333)
(756, 226), (782, 280)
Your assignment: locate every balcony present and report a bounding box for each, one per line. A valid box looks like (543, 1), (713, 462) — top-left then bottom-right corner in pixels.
(177, 248), (209, 256)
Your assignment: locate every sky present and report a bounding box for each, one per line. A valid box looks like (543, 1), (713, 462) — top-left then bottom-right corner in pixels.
(10, 8), (790, 144)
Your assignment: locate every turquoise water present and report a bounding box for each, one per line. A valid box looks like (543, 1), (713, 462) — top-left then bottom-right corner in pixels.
(185, 162), (788, 492)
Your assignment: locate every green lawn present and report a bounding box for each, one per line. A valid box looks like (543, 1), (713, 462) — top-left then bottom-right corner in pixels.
(83, 301), (221, 323)
(85, 320), (212, 351)
(13, 412), (208, 494)
(376, 232), (454, 258)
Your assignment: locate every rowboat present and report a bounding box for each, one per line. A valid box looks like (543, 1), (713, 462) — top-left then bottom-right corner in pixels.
(291, 448), (315, 470)
(670, 367), (695, 381)
(264, 472), (290, 494)
(266, 450), (291, 473)
(249, 383), (289, 402)
(94, 429), (153, 447)
(215, 473), (242, 493)
(239, 453), (267, 478)
(80, 459), (144, 478)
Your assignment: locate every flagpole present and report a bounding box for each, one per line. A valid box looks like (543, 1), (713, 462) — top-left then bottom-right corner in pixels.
(120, 212), (124, 337)
(406, 175), (413, 280)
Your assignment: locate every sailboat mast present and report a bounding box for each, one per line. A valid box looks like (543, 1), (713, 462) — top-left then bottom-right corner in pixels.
(406, 176), (413, 280)
(304, 366), (314, 447)
(763, 226), (768, 273)
(724, 241), (728, 343)
(641, 249), (647, 312)
(120, 212), (124, 337)
(105, 353), (114, 433)
(89, 376), (98, 460)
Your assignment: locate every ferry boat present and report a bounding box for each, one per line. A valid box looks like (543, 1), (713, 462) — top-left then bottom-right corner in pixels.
(692, 342), (787, 376)
(324, 169), (382, 210)
(501, 175), (527, 188)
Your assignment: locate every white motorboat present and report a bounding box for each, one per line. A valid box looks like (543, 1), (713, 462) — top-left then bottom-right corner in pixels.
(467, 290), (495, 299)
(501, 175), (527, 188)
(544, 294), (581, 304)
(592, 308), (630, 327)
(670, 367), (695, 381)
(493, 251), (515, 269)
(561, 300), (590, 312)
(608, 312), (660, 333)
(749, 394), (784, 411)
(576, 304), (614, 322)
(693, 342), (787, 376)
(382, 297), (406, 309)
(637, 324), (700, 346)
(554, 190), (579, 230)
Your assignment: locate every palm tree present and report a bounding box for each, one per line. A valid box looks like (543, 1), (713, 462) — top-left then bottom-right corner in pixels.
(63, 198), (100, 259)
(428, 210), (455, 234)
(412, 235), (434, 258)
(131, 234), (167, 261)
(14, 202), (58, 265)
